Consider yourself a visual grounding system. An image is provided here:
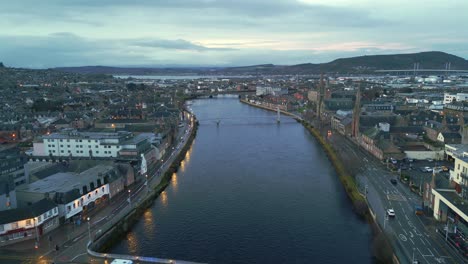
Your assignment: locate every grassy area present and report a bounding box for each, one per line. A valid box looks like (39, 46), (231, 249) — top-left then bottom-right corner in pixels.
(300, 120), (367, 216)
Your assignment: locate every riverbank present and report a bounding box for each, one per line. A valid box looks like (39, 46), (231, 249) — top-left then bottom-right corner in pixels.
(87, 117), (200, 262)
(240, 98), (398, 263)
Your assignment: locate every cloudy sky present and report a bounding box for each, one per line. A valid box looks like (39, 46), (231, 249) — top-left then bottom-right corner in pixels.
(1, 0), (467, 68)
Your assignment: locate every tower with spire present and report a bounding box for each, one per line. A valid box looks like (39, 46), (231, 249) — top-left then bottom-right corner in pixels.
(352, 82), (362, 138)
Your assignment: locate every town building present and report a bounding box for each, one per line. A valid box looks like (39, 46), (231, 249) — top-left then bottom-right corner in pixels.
(16, 163), (131, 222)
(0, 198), (59, 246)
(32, 130), (153, 161)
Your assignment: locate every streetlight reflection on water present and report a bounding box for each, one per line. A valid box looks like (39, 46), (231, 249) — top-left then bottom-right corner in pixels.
(161, 190), (168, 206)
(143, 210), (155, 234)
(171, 173), (178, 191)
(126, 231), (139, 255)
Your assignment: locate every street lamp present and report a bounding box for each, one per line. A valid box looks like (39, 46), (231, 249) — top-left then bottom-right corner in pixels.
(87, 217), (91, 242)
(145, 174), (149, 194)
(128, 190), (131, 207)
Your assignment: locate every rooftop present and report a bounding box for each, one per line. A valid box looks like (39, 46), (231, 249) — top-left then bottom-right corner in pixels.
(18, 164), (114, 194)
(0, 198), (57, 225)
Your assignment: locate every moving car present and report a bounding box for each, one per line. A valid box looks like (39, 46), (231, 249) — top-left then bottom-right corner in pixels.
(390, 179), (398, 185)
(387, 209), (395, 217)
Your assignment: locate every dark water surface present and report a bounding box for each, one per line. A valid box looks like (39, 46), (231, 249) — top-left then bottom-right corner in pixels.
(110, 95), (372, 264)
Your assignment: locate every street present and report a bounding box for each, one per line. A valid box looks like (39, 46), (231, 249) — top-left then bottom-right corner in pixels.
(329, 133), (466, 264)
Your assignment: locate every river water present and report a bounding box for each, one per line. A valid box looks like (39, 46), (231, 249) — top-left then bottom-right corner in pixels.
(110, 95), (373, 263)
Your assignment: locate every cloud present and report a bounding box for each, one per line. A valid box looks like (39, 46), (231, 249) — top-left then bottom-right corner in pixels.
(131, 39), (235, 51)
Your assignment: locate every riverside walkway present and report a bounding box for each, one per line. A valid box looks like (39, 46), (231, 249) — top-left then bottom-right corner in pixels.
(0, 116), (200, 264)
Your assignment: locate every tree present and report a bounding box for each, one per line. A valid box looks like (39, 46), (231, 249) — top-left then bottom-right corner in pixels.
(0, 62), (4, 68)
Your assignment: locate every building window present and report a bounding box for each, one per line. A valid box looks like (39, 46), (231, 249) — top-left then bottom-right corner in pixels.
(26, 219), (31, 226)
(54, 208), (57, 214)
(101, 187), (105, 192)
(12, 222), (18, 229)
(67, 205), (71, 212)
(88, 194), (91, 199)
(0, 225), (3, 232)
(67, 145), (70, 148)
(39, 215), (42, 222)
(61, 150), (64, 153)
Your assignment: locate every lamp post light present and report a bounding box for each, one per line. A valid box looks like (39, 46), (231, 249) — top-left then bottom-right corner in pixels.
(145, 174), (149, 194)
(128, 190), (132, 207)
(87, 217), (91, 242)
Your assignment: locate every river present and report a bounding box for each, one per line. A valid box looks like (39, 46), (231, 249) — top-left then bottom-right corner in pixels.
(110, 95), (373, 263)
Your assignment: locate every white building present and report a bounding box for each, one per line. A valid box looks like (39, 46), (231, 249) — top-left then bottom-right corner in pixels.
(16, 165), (124, 221)
(443, 93), (468, 105)
(0, 199), (59, 246)
(256, 86), (287, 96)
(33, 130), (151, 159)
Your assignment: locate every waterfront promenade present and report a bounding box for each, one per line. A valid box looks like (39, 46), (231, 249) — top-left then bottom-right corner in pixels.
(0, 118), (196, 264)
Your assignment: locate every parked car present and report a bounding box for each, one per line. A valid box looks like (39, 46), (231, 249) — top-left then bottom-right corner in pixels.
(390, 179), (398, 185)
(420, 167), (432, 172)
(433, 167), (443, 173)
(387, 209), (395, 217)
(427, 158), (434, 162)
(422, 166), (433, 173)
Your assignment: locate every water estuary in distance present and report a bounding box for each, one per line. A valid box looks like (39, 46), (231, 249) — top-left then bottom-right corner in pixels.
(110, 95), (373, 263)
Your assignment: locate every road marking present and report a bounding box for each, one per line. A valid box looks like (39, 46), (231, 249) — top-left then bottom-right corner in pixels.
(70, 252), (87, 262)
(409, 231), (414, 238)
(398, 220), (402, 227)
(427, 248), (434, 256)
(399, 234), (407, 242)
(403, 229), (408, 235)
(424, 238), (432, 246)
(409, 237), (415, 245)
(420, 237), (426, 245)
(405, 214), (409, 220)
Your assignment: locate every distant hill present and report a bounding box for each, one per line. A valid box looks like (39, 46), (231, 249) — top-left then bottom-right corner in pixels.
(53, 51), (468, 75)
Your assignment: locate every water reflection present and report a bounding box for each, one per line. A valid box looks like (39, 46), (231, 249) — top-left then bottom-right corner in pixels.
(160, 190), (168, 206)
(180, 159), (186, 172)
(143, 210), (155, 235)
(171, 173), (178, 191)
(126, 231), (138, 255)
(185, 146), (192, 163)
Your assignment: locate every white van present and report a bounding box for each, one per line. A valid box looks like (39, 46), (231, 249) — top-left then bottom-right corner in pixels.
(111, 259), (133, 264)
